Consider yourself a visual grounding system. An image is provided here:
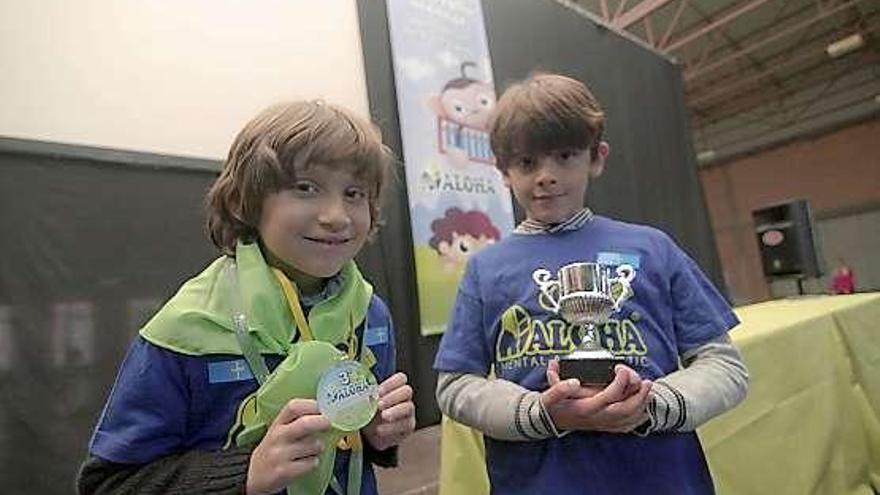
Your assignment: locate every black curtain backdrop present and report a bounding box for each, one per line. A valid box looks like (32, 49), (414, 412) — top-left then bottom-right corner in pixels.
(356, 0), (725, 429)
(0, 140), (221, 494)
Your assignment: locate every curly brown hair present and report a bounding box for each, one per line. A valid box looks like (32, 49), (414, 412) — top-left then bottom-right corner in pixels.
(206, 101), (394, 254)
(489, 73), (605, 172)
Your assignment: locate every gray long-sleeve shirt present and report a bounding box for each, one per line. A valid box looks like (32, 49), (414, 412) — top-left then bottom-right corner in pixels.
(436, 334), (749, 440)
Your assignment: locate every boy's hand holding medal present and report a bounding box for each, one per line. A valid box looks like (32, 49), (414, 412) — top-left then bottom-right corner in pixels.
(247, 399), (331, 495)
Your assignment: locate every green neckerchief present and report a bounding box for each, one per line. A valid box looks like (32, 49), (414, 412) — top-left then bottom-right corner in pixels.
(141, 241), (373, 354)
(142, 241), (374, 495)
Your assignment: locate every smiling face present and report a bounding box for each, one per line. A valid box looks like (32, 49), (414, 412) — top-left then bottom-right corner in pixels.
(258, 162), (371, 294)
(503, 147), (605, 224)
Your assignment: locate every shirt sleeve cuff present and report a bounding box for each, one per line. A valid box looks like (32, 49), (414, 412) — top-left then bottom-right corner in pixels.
(532, 393), (570, 439)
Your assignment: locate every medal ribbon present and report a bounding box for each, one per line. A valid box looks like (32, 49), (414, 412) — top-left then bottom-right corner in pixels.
(271, 268), (365, 495)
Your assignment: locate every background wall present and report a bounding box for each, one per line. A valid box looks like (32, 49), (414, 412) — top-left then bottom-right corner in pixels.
(700, 118), (880, 304)
(0, 145), (219, 494)
(0, 0), (369, 159)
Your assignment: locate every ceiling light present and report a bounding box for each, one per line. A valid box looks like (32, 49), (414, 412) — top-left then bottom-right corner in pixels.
(697, 150), (716, 163)
(826, 33), (865, 59)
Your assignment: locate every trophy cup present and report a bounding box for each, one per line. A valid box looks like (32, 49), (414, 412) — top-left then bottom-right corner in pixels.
(533, 262), (636, 385)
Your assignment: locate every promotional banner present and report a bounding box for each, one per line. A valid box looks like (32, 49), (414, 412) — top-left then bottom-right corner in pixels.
(387, 0), (514, 336)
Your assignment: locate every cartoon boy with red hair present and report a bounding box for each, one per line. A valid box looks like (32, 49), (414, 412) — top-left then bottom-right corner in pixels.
(429, 208), (500, 271)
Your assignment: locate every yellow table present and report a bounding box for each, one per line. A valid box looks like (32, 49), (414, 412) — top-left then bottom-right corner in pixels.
(439, 293), (880, 495)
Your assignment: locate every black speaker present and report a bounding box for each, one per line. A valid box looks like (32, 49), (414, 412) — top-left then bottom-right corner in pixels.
(753, 200), (821, 278)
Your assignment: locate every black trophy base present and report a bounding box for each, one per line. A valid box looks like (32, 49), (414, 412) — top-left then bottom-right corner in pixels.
(558, 352), (625, 385)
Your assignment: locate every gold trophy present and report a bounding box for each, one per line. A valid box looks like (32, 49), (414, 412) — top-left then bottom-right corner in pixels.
(533, 262), (635, 384)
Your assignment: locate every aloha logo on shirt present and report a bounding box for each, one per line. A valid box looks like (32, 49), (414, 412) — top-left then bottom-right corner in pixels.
(495, 260), (650, 375)
(495, 306), (650, 374)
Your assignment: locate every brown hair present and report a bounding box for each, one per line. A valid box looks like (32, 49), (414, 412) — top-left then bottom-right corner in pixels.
(206, 101), (394, 254)
(489, 73), (605, 171)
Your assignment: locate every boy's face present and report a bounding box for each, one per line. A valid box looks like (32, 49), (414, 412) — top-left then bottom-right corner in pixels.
(502, 145), (606, 224)
(258, 162), (371, 294)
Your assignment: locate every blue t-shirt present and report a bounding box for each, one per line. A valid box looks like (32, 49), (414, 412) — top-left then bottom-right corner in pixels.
(90, 296), (396, 495)
(435, 216), (738, 495)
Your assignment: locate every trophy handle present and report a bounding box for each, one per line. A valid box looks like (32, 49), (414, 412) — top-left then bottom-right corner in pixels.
(610, 264), (636, 310)
(532, 269), (561, 312)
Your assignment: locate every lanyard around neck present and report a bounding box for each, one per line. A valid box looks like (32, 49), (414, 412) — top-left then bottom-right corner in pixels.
(271, 268), (316, 342)
(271, 268), (367, 363)
(271, 268), (366, 495)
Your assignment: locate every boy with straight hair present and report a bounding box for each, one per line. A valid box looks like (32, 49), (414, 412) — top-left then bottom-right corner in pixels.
(435, 73), (749, 494)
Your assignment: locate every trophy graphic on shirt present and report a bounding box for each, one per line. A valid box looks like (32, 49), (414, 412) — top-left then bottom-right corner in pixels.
(533, 262), (636, 384)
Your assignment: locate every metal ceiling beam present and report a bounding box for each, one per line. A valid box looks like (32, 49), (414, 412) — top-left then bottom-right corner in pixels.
(693, 67), (835, 123)
(699, 103), (790, 132)
(691, 51), (879, 127)
(556, 0), (675, 60)
(662, 0), (772, 52)
(659, 0), (690, 48)
(683, 0), (816, 86)
(689, 9), (879, 100)
(698, 86), (879, 155)
(771, 61), (876, 127)
(688, 16), (880, 107)
(693, 67), (858, 127)
(614, 0), (631, 22)
(688, 47), (823, 108)
(684, 0), (865, 82)
(612, 0), (675, 29)
(687, 1), (787, 92)
(694, 96), (879, 167)
(686, 33), (715, 73)
(643, 16), (656, 44)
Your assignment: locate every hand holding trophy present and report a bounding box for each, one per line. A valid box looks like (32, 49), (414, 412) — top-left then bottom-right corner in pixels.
(533, 262), (636, 385)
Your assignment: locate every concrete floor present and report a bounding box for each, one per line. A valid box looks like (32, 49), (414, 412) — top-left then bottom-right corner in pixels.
(375, 425), (441, 495)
